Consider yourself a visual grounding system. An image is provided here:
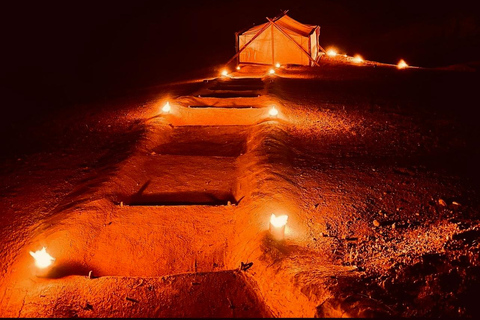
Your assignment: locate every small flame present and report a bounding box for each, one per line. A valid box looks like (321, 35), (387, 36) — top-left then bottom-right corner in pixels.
(269, 68), (275, 75)
(270, 214), (288, 228)
(162, 102), (171, 113)
(236, 66), (241, 70)
(326, 48), (337, 57)
(275, 62), (281, 68)
(269, 106), (279, 117)
(221, 69), (229, 76)
(397, 59), (408, 69)
(30, 247), (55, 269)
(353, 55), (364, 63)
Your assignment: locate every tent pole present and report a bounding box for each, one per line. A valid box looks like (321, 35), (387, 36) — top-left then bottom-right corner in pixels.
(224, 22), (272, 67)
(317, 27), (326, 53)
(267, 18), (320, 66)
(271, 24), (275, 66)
(234, 32), (239, 66)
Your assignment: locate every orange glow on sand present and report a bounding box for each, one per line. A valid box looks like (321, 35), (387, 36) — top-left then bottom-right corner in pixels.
(29, 247), (55, 269)
(269, 106), (279, 117)
(397, 59), (408, 69)
(326, 48), (337, 57)
(353, 55), (364, 63)
(162, 102), (171, 113)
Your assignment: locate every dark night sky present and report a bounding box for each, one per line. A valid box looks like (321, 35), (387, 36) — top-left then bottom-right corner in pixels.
(1, 0), (479, 127)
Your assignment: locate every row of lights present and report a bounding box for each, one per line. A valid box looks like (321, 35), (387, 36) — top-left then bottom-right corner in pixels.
(326, 47), (409, 69)
(223, 62), (281, 78)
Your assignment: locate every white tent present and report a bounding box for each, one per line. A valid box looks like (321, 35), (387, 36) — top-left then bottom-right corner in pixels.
(229, 12), (323, 67)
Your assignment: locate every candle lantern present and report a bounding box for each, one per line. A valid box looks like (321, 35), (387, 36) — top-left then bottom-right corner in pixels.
(269, 106), (279, 117)
(30, 247), (55, 277)
(162, 101), (171, 113)
(269, 214), (288, 240)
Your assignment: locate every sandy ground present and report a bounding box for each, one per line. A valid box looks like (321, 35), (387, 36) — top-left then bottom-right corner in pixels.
(1, 61), (479, 317)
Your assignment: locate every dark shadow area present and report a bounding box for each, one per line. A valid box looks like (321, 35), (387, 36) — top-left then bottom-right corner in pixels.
(188, 105), (256, 109)
(40, 262), (93, 279)
(209, 85), (264, 91)
(122, 191), (238, 206)
(199, 92), (261, 98)
(2, 0), (479, 147)
(218, 78), (265, 85)
(210, 78), (265, 91)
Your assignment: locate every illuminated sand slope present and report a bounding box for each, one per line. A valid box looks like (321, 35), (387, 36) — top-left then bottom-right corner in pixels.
(1, 63), (479, 317)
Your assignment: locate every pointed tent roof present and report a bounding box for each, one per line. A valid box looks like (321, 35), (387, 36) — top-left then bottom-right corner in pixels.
(242, 15), (317, 37)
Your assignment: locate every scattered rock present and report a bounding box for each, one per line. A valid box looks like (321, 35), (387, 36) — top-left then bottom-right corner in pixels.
(452, 201), (461, 206)
(82, 302), (93, 311)
(439, 199), (447, 207)
(373, 220), (380, 227)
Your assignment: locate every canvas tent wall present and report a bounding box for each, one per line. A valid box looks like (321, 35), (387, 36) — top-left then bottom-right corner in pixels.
(236, 14), (321, 66)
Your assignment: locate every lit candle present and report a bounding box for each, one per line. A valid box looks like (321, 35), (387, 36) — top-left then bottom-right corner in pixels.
(269, 68), (275, 75)
(353, 55), (364, 63)
(326, 48), (337, 57)
(30, 247), (55, 269)
(269, 214), (288, 240)
(162, 102), (171, 113)
(221, 69), (229, 76)
(397, 59), (408, 69)
(30, 247), (55, 277)
(268, 106), (279, 117)
(275, 63), (281, 68)
(236, 66), (241, 70)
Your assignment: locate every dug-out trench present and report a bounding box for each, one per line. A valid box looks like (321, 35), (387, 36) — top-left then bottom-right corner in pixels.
(6, 117), (278, 318)
(73, 125), (252, 277)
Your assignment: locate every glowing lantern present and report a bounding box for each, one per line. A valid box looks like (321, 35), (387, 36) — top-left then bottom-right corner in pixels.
(275, 62), (281, 68)
(269, 106), (279, 117)
(162, 102), (171, 113)
(269, 214), (288, 240)
(236, 66), (241, 70)
(30, 247), (55, 269)
(221, 69), (229, 77)
(397, 59), (408, 69)
(269, 68), (275, 75)
(326, 48), (337, 57)
(353, 55), (364, 63)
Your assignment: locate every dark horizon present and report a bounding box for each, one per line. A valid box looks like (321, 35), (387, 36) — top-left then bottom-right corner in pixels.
(1, 0), (479, 132)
